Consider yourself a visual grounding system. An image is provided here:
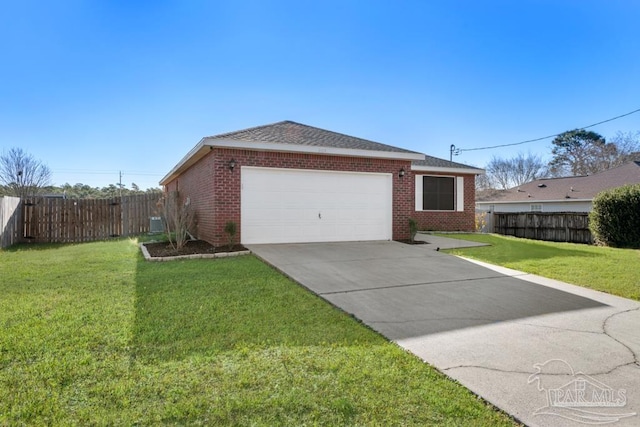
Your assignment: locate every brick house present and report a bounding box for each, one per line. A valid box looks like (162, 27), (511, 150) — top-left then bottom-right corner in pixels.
(160, 121), (483, 245)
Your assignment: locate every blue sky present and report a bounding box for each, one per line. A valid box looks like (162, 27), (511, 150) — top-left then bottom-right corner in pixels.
(1, 1), (639, 189)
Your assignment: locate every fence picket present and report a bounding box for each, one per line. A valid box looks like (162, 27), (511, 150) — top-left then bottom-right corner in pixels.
(493, 212), (591, 244)
(14, 193), (160, 244)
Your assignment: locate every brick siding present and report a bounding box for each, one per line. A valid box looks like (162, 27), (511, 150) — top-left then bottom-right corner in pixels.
(164, 149), (476, 245)
(411, 172), (477, 231)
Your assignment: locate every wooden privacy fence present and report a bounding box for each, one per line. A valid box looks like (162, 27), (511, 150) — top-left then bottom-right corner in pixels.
(493, 212), (592, 244)
(0, 196), (22, 248)
(21, 193), (161, 244)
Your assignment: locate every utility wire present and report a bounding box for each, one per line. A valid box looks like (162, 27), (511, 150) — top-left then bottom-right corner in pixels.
(458, 107), (640, 153)
(52, 170), (163, 176)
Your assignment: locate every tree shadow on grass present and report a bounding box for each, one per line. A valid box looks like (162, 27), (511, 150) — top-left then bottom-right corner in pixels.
(2, 237), (136, 252)
(3, 242), (80, 252)
(132, 255), (383, 363)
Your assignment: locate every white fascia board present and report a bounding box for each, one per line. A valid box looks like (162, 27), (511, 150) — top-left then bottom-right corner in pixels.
(159, 138), (208, 185)
(412, 165), (485, 175)
(207, 139), (426, 160)
(476, 198), (593, 205)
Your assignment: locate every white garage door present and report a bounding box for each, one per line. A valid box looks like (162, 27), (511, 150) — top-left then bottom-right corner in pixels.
(241, 167), (392, 244)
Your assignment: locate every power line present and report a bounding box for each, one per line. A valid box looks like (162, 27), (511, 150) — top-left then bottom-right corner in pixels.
(52, 169), (163, 176)
(458, 107), (640, 153)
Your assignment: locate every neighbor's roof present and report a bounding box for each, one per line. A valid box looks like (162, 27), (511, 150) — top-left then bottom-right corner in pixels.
(160, 121), (480, 185)
(477, 161), (640, 204)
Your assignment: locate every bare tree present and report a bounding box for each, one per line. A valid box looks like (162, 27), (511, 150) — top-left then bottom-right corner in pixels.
(475, 172), (493, 191)
(0, 148), (52, 198)
(485, 152), (549, 190)
(609, 131), (640, 164)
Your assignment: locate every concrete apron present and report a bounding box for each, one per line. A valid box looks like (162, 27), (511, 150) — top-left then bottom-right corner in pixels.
(248, 241), (640, 427)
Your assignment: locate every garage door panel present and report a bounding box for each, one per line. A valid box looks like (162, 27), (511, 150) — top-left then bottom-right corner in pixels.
(241, 167), (392, 244)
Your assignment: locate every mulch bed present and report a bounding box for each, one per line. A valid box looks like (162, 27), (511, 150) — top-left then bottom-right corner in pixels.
(394, 239), (429, 245)
(144, 240), (247, 258)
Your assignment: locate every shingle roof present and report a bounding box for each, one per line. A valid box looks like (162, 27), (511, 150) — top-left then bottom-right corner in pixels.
(160, 120), (481, 185)
(412, 155), (483, 171)
(478, 161), (640, 203)
(206, 120), (421, 154)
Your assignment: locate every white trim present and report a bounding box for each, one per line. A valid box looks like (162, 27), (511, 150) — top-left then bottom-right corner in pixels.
(414, 174), (423, 211)
(411, 165), (484, 175)
(160, 139), (208, 185)
(456, 176), (464, 211)
(415, 174), (458, 212)
(240, 165), (393, 177)
(477, 198), (593, 205)
(208, 139), (425, 160)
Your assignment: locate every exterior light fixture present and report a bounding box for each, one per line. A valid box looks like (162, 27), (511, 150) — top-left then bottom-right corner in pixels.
(399, 168), (406, 178)
(229, 159), (236, 171)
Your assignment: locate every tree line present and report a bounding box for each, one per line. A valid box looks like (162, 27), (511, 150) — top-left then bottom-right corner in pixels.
(478, 130), (640, 191)
(4, 128), (639, 199)
(0, 147), (161, 199)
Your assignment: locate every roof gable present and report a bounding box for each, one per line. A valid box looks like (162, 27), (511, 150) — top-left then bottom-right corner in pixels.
(160, 120), (482, 185)
(206, 120), (421, 154)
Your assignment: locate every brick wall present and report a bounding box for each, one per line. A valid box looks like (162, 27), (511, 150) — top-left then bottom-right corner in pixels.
(164, 149), (477, 245)
(165, 148), (414, 245)
(163, 148), (217, 243)
(411, 172), (477, 231)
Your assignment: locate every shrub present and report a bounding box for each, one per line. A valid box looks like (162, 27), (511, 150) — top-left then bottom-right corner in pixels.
(224, 221), (237, 249)
(157, 191), (195, 250)
(408, 218), (418, 242)
(589, 184), (640, 248)
(475, 212), (488, 232)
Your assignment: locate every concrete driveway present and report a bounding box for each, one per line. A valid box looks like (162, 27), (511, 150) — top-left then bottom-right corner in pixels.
(249, 239), (640, 427)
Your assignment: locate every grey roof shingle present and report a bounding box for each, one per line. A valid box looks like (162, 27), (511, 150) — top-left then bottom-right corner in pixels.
(478, 161), (640, 203)
(412, 154), (483, 170)
(160, 120), (484, 184)
(206, 120), (422, 154)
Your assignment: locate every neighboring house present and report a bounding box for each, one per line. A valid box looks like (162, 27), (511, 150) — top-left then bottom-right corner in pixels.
(160, 121), (483, 245)
(477, 161), (640, 213)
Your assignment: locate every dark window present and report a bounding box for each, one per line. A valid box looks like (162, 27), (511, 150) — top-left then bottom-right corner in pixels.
(423, 176), (455, 210)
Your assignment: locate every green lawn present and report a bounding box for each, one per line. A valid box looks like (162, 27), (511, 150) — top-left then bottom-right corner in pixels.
(0, 239), (515, 425)
(437, 233), (640, 301)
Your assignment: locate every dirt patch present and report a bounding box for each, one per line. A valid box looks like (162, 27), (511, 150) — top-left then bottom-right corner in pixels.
(144, 240), (247, 258)
(394, 239), (429, 245)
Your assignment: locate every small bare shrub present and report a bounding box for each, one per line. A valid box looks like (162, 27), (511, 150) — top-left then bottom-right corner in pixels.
(408, 218), (418, 242)
(475, 212), (488, 232)
(157, 191), (195, 250)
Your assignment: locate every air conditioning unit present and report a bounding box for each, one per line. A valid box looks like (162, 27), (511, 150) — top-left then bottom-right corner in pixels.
(149, 216), (164, 234)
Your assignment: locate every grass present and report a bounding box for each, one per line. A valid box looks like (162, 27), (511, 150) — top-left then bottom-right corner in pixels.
(0, 239), (515, 425)
(437, 233), (640, 301)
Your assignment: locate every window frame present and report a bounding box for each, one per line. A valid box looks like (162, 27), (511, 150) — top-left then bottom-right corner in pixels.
(414, 174), (464, 212)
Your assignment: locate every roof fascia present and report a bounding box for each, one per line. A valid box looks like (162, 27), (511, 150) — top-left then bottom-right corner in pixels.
(411, 164), (485, 175)
(476, 198), (593, 204)
(159, 138), (208, 185)
(207, 139), (425, 160)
